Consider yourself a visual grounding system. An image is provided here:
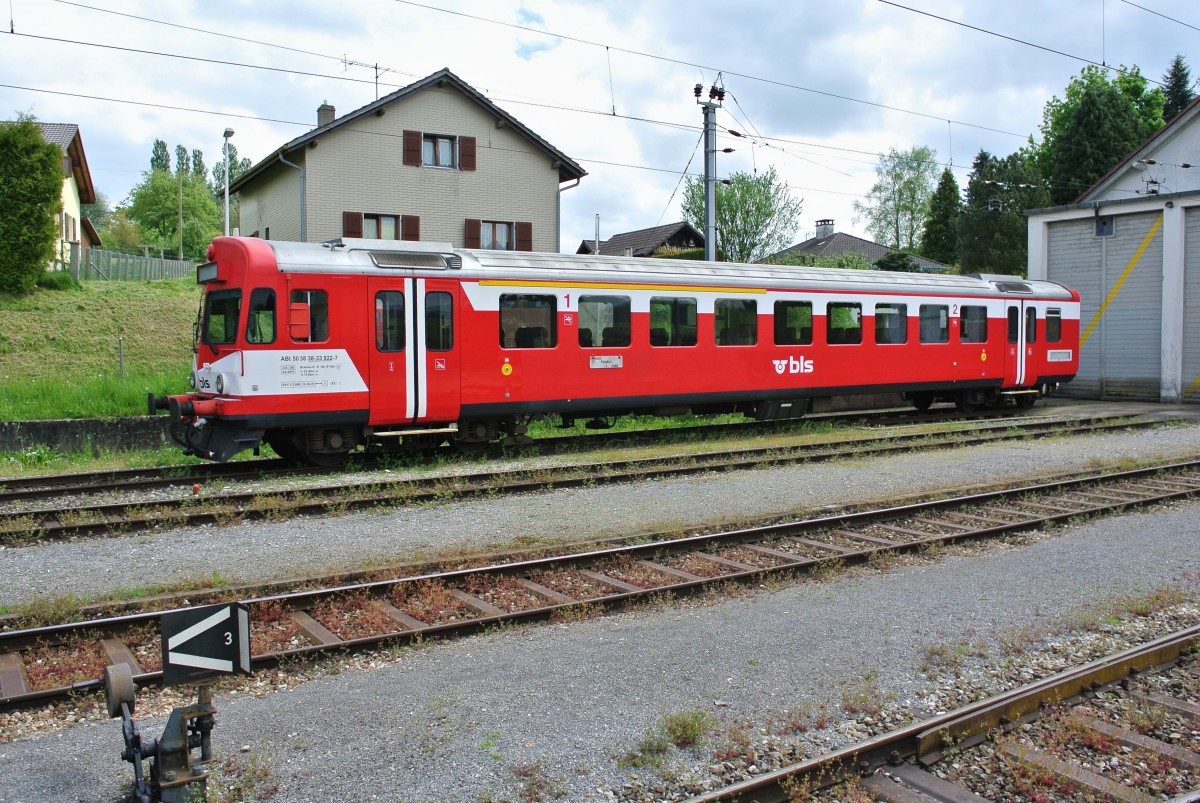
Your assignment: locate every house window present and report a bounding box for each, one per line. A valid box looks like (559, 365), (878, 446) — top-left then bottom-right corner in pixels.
(423, 135), (455, 168)
(364, 214), (399, 240)
(482, 221), (512, 250)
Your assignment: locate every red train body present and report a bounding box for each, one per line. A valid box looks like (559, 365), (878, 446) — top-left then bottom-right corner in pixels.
(153, 237), (1081, 464)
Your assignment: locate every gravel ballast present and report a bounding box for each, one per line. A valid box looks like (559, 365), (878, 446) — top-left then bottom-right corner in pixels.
(0, 410), (1199, 801)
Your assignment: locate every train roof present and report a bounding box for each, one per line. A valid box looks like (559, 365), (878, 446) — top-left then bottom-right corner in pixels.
(256, 238), (1076, 300)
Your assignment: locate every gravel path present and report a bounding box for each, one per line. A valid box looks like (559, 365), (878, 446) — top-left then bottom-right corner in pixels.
(1, 407), (1199, 802)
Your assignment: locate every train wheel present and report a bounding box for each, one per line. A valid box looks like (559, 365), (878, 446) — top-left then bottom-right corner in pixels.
(910, 393), (935, 412)
(303, 447), (352, 467)
(1014, 393), (1038, 409)
(264, 431), (305, 463)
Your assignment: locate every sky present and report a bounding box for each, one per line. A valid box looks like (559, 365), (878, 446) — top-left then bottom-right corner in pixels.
(3, 0), (1197, 252)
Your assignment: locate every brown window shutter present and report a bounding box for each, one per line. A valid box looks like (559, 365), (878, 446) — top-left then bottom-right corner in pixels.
(401, 215), (420, 241)
(459, 136), (476, 171)
(465, 219), (482, 249)
(515, 221), (533, 252)
(342, 211), (363, 238)
(403, 130), (422, 167)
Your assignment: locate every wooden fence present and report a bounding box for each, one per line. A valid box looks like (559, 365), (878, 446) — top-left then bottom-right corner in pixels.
(70, 245), (195, 281)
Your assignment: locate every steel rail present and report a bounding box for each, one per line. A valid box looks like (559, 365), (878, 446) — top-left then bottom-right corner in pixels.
(0, 405), (1037, 505)
(0, 414), (1165, 544)
(2, 458), (1199, 713)
(681, 625), (1200, 802)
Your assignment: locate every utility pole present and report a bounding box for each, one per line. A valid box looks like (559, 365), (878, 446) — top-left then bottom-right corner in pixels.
(694, 82), (725, 261)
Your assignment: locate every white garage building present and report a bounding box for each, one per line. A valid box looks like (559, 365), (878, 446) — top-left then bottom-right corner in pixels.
(1028, 99), (1200, 403)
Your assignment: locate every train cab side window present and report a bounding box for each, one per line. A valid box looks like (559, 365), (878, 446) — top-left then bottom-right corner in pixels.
(1007, 307), (1019, 343)
(290, 290), (329, 343)
(961, 305), (988, 343)
(1025, 307), (1037, 344)
(774, 301), (813, 345)
(826, 303), (862, 345)
(919, 305), (949, 344)
(715, 299), (757, 346)
(203, 289), (241, 345)
(500, 294), (557, 348)
(874, 303), (907, 344)
(426, 292), (453, 352)
(1046, 308), (1062, 342)
(246, 288), (276, 344)
(649, 297), (697, 346)
(375, 291), (405, 352)
(579, 295), (631, 347)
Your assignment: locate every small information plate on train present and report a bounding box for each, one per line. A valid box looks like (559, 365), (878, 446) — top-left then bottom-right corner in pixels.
(589, 355), (623, 369)
(161, 603), (251, 686)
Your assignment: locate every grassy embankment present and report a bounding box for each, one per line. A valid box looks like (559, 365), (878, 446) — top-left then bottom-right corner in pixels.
(0, 278), (199, 422)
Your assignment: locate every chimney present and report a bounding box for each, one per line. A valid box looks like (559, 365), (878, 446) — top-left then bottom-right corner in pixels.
(317, 101), (335, 128)
(815, 219), (835, 239)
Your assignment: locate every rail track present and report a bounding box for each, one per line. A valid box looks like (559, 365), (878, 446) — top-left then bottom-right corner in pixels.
(0, 404), (1038, 507)
(685, 626), (1200, 802)
(0, 411), (1174, 544)
(3, 457), (1200, 715)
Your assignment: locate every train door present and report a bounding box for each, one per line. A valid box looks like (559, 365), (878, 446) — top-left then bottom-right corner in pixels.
(1003, 301), (1032, 388)
(366, 278), (460, 427)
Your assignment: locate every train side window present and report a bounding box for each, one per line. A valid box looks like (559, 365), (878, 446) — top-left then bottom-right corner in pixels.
(246, 288), (276, 344)
(715, 299), (757, 346)
(203, 289), (241, 345)
(826, 302), (862, 345)
(774, 301), (812, 345)
(375, 291), (405, 352)
(290, 290), (329, 342)
(649, 297), (697, 346)
(961, 305), (988, 343)
(919, 304), (949, 344)
(426, 292), (453, 351)
(1046, 308), (1062, 342)
(1025, 307), (1037, 344)
(1007, 307), (1019, 343)
(579, 295), (630, 347)
(874, 303), (907, 344)
(500, 294), (557, 349)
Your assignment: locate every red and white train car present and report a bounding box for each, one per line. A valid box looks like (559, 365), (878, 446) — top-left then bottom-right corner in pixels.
(154, 236), (1081, 464)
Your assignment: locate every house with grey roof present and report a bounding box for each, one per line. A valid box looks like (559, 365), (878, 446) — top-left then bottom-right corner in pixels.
(576, 221), (704, 257)
(231, 68), (586, 252)
(772, 219), (948, 271)
(35, 123), (99, 263)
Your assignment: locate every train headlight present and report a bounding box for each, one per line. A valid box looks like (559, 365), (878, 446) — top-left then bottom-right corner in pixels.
(215, 373), (225, 394)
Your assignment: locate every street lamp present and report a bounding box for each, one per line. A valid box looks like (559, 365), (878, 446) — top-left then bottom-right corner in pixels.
(222, 127), (235, 236)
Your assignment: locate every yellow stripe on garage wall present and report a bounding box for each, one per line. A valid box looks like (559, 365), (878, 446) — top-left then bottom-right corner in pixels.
(1079, 213), (1163, 348)
(1187, 373), (1200, 399)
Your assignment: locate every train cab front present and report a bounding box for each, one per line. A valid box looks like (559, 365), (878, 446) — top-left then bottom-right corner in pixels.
(149, 238), (270, 462)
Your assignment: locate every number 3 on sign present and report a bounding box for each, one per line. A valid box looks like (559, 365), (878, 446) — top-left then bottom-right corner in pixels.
(224, 631), (233, 645)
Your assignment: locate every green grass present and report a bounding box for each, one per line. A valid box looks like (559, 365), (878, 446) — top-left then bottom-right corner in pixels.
(0, 277), (199, 420)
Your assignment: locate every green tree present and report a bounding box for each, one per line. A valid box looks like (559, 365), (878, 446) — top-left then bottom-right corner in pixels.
(681, 166), (803, 263)
(150, 138), (171, 172)
(1028, 65), (1165, 203)
(210, 143), (252, 194)
(1162, 54), (1195, 121)
(0, 116), (64, 293)
(920, 167), (961, 265)
(874, 251), (919, 272)
(82, 190), (112, 231)
(174, 144), (191, 177)
(957, 149), (1050, 276)
(97, 209), (146, 253)
(767, 250), (873, 270)
(852, 145), (939, 251)
(125, 170), (220, 259)
(191, 148), (207, 183)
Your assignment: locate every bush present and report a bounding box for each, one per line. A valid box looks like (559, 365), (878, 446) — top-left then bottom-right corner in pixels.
(0, 117), (63, 294)
(36, 270), (80, 291)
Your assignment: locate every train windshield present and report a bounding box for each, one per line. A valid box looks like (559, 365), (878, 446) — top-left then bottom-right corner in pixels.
(198, 289), (242, 352)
